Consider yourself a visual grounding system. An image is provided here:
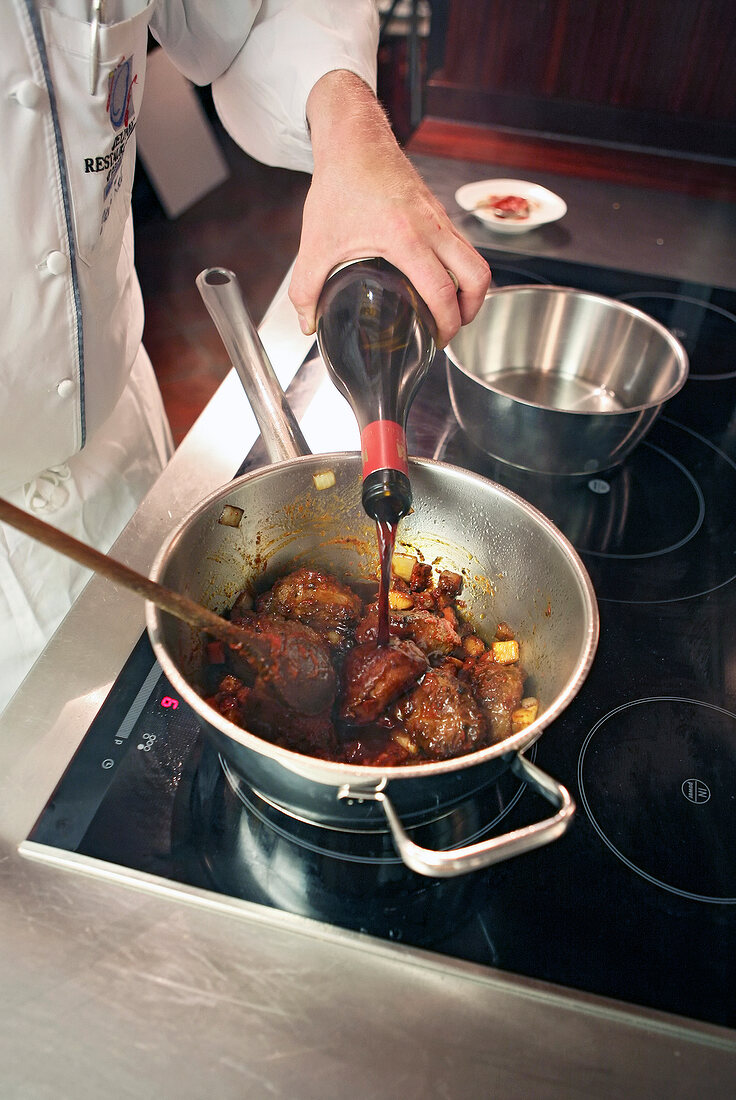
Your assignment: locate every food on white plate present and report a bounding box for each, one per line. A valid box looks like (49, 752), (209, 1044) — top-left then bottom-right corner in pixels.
(475, 194), (533, 220)
(455, 179), (567, 234)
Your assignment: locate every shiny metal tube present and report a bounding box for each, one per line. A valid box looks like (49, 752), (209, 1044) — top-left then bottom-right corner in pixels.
(196, 267), (310, 462)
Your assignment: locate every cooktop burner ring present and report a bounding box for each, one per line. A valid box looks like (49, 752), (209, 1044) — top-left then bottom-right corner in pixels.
(579, 438), (705, 561)
(219, 752), (534, 863)
(434, 415), (736, 605)
(617, 292), (736, 381)
(577, 696), (736, 904)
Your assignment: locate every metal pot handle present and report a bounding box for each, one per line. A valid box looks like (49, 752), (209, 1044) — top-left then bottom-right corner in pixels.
(338, 754), (575, 878)
(196, 267), (310, 463)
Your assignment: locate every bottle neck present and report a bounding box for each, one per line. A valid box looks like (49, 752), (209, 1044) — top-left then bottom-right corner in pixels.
(362, 468), (412, 524)
(360, 419), (409, 480)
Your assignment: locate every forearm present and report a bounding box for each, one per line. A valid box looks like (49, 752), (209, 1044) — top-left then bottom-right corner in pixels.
(307, 71), (396, 165)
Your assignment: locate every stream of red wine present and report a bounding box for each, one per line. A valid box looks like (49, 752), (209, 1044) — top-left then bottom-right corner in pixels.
(376, 519), (397, 647)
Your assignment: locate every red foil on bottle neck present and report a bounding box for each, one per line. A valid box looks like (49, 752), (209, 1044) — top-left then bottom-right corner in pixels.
(361, 420), (408, 478)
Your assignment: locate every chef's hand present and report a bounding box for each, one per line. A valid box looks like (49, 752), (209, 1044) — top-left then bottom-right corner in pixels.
(289, 71), (490, 349)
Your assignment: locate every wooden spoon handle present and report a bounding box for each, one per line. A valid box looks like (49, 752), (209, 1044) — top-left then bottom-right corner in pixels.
(0, 497), (252, 653)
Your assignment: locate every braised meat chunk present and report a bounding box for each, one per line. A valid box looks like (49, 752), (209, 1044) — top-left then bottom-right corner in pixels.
(340, 638), (427, 725)
(435, 570), (464, 602)
(355, 606), (461, 657)
(465, 649), (526, 742)
(256, 567), (362, 649)
(393, 665), (487, 759)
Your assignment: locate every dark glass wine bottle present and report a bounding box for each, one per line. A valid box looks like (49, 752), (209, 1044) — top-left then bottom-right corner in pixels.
(316, 258), (437, 523)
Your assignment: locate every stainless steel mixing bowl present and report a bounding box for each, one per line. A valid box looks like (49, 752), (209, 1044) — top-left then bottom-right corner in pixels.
(445, 284), (689, 475)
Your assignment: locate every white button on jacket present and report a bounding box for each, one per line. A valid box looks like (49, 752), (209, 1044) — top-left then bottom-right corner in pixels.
(13, 78), (43, 108)
(45, 250), (69, 275)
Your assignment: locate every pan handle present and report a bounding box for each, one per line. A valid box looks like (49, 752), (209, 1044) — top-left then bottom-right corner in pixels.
(196, 267), (311, 463)
(338, 754), (575, 878)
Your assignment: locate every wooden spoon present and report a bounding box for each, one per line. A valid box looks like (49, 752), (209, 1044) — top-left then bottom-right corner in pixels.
(0, 497), (335, 715)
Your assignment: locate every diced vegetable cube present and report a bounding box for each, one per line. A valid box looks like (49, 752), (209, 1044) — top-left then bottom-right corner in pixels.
(392, 553), (417, 582)
(492, 639), (520, 664)
(511, 697), (539, 733)
(313, 470), (336, 491)
(218, 505), (243, 528)
(389, 590), (414, 611)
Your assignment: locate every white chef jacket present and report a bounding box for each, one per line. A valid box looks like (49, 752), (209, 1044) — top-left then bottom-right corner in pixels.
(0, 0), (378, 713)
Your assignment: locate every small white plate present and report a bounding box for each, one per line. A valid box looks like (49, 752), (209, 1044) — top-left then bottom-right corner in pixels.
(455, 178), (567, 234)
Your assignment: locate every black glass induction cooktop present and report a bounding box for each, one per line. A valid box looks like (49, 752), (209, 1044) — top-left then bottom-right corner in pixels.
(24, 252), (736, 1031)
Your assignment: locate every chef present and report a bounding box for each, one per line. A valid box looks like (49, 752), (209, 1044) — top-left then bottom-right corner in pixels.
(0, 0), (490, 715)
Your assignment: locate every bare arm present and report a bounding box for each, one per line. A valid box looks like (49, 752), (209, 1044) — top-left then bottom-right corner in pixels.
(289, 71), (490, 348)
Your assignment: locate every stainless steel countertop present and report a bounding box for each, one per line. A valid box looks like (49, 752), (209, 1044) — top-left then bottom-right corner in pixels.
(1, 158), (735, 1098)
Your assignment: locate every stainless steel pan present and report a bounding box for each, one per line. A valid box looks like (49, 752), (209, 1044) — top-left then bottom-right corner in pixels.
(146, 269), (599, 877)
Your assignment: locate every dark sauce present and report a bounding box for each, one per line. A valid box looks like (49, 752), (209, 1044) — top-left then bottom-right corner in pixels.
(376, 519), (398, 647)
